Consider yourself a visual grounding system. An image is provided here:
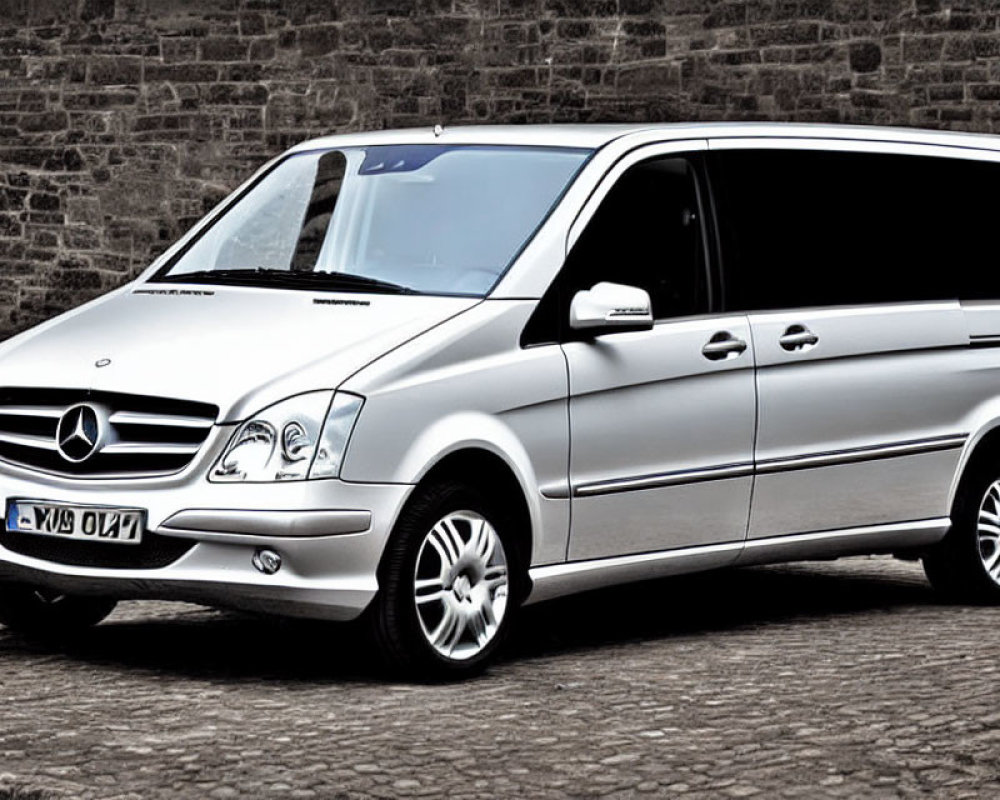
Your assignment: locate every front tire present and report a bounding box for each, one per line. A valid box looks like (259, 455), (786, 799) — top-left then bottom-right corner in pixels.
(924, 465), (1000, 602)
(368, 481), (522, 679)
(0, 584), (117, 637)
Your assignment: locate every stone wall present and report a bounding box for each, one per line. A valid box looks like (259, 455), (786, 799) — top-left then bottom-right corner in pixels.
(0, 0), (997, 337)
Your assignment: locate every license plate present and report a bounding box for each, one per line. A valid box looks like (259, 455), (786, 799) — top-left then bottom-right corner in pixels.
(5, 500), (145, 545)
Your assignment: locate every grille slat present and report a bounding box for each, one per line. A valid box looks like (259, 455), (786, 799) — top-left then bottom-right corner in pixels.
(0, 431), (59, 450)
(108, 411), (214, 429)
(0, 389), (218, 478)
(102, 441), (202, 455)
(0, 406), (65, 419)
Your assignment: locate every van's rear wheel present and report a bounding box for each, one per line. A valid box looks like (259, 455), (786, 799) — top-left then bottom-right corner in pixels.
(0, 584), (117, 637)
(368, 481), (521, 679)
(924, 466), (1000, 602)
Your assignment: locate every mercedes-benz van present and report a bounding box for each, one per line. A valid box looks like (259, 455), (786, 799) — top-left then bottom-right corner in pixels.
(2, 122), (1000, 677)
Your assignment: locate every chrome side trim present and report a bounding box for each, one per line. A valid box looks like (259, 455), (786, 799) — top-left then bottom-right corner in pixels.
(756, 434), (967, 474)
(574, 462), (754, 497)
(159, 509), (372, 538)
(539, 482), (571, 500)
(568, 435), (965, 498)
(526, 518), (950, 605)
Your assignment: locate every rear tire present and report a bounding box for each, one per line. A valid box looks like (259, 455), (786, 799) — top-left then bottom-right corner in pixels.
(367, 481), (523, 679)
(0, 584), (117, 637)
(923, 464), (1000, 602)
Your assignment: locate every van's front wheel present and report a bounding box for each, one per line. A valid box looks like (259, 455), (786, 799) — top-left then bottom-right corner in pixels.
(368, 481), (520, 679)
(924, 467), (1000, 602)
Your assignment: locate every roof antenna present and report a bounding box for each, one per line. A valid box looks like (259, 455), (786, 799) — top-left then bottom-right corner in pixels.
(433, 124), (444, 137)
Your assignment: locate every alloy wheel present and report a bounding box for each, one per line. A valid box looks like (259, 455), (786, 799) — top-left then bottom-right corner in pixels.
(978, 479), (1000, 584)
(413, 510), (509, 661)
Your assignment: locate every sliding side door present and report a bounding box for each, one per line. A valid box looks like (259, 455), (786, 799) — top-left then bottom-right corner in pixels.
(711, 140), (976, 543)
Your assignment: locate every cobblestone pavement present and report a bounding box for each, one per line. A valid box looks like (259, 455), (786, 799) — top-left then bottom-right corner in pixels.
(0, 556), (998, 799)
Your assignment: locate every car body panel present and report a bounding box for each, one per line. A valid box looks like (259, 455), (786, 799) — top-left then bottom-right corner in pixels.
(563, 314), (756, 561)
(341, 300), (571, 566)
(0, 285), (477, 423)
(746, 302), (970, 537)
(0, 444), (411, 620)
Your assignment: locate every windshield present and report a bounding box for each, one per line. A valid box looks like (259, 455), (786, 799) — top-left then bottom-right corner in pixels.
(153, 144), (591, 296)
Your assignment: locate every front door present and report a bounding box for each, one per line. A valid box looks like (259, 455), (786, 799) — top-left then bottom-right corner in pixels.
(547, 145), (758, 562)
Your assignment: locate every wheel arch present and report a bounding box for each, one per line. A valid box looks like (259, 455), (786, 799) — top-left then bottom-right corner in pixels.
(411, 448), (533, 567)
(950, 423), (1000, 510)
(381, 444), (539, 603)
(383, 408), (552, 560)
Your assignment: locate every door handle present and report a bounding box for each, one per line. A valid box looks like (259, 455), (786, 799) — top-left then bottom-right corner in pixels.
(702, 332), (747, 361)
(778, 325), (819, 351)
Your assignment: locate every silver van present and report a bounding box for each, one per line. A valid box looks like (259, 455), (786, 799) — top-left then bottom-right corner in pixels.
(1, 122), (999, 677)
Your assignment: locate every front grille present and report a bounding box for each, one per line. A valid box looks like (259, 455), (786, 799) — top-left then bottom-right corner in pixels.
(0, 388), (218, 478)
(0, 528), (195, 569)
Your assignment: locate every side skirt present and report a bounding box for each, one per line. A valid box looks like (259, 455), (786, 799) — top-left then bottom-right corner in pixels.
(525, 518), (950, 605)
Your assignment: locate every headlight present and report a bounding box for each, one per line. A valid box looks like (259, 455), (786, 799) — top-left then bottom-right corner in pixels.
(210, 391), (364, 482)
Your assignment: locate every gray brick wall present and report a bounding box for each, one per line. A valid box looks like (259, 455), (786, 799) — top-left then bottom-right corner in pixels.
(0, 0), (996, 338)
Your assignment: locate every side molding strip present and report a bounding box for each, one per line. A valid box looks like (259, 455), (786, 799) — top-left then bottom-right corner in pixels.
(539, 482), (571, 500)
(569, 434), (966, 498)
(755, 434), (966, 474)
(574, 462), (754, 497)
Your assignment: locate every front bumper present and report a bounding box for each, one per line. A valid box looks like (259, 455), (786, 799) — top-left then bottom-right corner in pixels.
(0, 454), (412, 621)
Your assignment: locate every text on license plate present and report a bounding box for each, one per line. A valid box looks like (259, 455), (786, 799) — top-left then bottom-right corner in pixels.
(6, 501), (144, 545)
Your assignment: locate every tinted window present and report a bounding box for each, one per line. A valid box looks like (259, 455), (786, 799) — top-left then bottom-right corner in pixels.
(715, 148), (1000, 311)
(523, 155), (709, 344)
(570, 157), (707, 320)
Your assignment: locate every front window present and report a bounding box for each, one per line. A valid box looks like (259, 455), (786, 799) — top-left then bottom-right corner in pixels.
(153, 144), (591, 297)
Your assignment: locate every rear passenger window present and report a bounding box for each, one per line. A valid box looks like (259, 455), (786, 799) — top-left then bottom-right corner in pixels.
(714, 148), (1000, 311)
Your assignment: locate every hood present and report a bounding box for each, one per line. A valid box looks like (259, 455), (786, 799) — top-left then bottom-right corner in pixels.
(0, 284), (478, 422)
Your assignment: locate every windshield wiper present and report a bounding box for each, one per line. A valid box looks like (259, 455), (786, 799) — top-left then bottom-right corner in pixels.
(154, 268), (421, 295)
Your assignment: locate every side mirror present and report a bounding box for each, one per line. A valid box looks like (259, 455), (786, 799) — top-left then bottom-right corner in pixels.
(569, 282), (654, 332)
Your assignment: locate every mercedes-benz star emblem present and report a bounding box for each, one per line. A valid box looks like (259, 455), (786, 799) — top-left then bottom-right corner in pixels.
(56, 404), (104, 463)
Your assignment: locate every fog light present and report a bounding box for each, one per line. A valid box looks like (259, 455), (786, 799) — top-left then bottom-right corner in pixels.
(252, 548), (282, 575)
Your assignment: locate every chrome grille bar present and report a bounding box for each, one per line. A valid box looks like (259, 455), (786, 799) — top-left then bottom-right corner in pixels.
(109, 411), (214, 428)
(0, 431), (59, 450)
(102, 441), (202, 455)
(0, 405), (66, 419)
